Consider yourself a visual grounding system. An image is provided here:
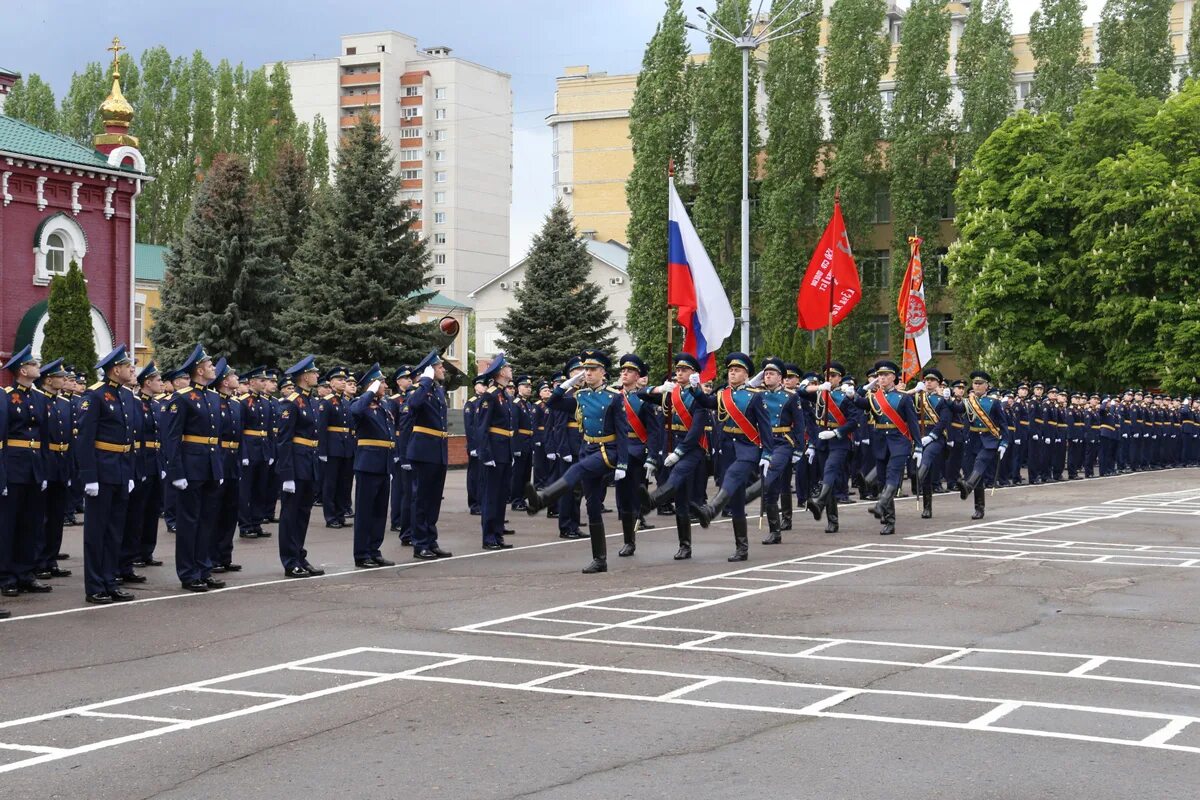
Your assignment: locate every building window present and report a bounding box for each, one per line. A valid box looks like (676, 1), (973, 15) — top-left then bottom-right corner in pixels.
(443, 335), (456, 358)
(434, 150), (445, 161)
(434, 108), (447, 120)
(133, 301), (146, 346)
(404, 86), (422, 97)
(434, 211), (447, 224)
(45, 232), (67, 276)
(402, 208), (422, 221)
(434, 253), (447, 265)
(860, 250), (891, 288)
(434, 191), (446, 203)
(870, 190), (891, 224)
(434, 129), (448, 141)
(346, 47), (357, 55)
(1015, 80), (1033, 109)
(435, 171), (447, 183)
(940, 191), (956, 220)
(33, 212), (88, 286)
(401, 168), (422, 180)
(931, 313), (953, 352)
(400, 127), (422, 138)
(400, 148), (422, 161)
(433, 232), (447, 244)
(403, 106), (422, 119)
(432, 274), (447, 286)
(928, 248), (950, 285)
(434, 87), (446, 99)
(891, 21), (903, 44)
(870, 316), (890, 353)
(881, 89), (895, 116)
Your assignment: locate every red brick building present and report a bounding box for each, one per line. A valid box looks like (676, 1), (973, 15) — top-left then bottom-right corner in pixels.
(0, 47), (149, 370)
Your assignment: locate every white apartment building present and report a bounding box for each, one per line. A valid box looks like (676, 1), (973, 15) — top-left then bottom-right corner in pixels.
(277, 31), (513, 303)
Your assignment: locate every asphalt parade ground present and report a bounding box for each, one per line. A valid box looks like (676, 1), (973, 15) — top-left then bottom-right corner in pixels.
(2, 469), (1199, 799)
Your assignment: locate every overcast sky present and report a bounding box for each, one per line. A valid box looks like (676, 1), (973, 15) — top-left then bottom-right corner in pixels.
(6, 0), (1104, 264)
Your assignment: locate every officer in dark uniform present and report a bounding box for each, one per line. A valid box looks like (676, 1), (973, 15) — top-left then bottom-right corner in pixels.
(388, 366), (415, 541)
(910, 367), (952, 519)
(351, 363), (397, 568)
(1008, 383), (1030, 485)
(261, 368), (283, 527)
(318, 366), (355, 528)
(60, 366), (84, 529)
(237, 366), (274, 539)
(0, 388), (7, 618)
(754, 357), (803, 545)
(33, 359), (73, 581)
(853, 360), (922, 536)
(77, 345), (138, 603)
(474, 353), (515, 550)
(406, 351), (453, 560)
(463, 377), (485, 515)
(794, 370), (820, 510)
(554, 357), (587, 536)
(509, 375), (535, 510)
(276, 356), (326, 578)
(129, 362), (165, 569)
(612, 354), (658, 556)
(0, 345), (53, 599)
(525, 350), (629, 573)
(800, 361), (860, 534)
(1098, 394), (1120, 476)
(953, 370), (1010, 519)
(210, 359), (243, 574)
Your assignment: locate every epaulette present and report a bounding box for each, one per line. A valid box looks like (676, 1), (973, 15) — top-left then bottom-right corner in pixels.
(237, 393), (249, 401)
(32, 387), (47, 396)
(3, 386), (11, 394)
(89, 381), (104, 391)
(286, 392), (300, 401)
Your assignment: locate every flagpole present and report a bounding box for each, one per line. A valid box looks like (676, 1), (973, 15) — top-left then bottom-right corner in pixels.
(826, 187), (839, 376)
(666, 160), (676, 454)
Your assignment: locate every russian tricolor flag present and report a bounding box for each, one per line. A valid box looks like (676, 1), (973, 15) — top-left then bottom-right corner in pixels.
(667, 178), (735, 381)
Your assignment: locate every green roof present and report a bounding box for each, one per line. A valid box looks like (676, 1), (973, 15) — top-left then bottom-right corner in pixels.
(135, 242), (168, 282)
(0, 68), (19, 78)
(423, 291), (470, 309)
(0, 114), (139, 172)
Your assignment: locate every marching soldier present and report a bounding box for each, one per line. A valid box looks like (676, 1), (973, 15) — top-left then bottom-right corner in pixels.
(853, 360), (921, 536)
(350, 364), (397, 568)
(800, 361), (859, 534)
(130, 362), (165, 569)
(758, 357), (804, 544)
(552, 357), (586, 537)
(953, 370), (1010, 519)
(275, 356), (326, 578)
(474, 354), (515, 550)
(34, 359), (73, 581)
(613, 354), (658, 557)
(211, 359), (243, 574)
(910, 367), (952, 519)
(405, 351), (453, 560)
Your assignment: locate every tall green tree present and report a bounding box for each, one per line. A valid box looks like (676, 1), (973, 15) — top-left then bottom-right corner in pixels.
(1189, 10), (1200, 81)
(58, 62), (107, 143)
(956, 0), (1016, 165)
(820, 0), (891, 375)
(41, 261), (97, 374)
(190, 52), (216, 170)
(3, 73), (58, 130)
(497, 202), (616, 378)
(279, 111), (433, 370)
(213, 59), (237, 155)
(1028, 0), (1092, 117)
(1097, 0), (1175, 99)
(625, 0), (691, 371)
(152, 154), (283, 368)
(756, 0), (823, 359)
(308, 114), (330, 186)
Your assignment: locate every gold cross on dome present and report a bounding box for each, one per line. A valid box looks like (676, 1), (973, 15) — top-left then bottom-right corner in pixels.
(107, 36), (126, 75)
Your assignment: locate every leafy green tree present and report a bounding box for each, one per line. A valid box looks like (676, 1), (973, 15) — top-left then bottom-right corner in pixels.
(496, 202), (616, 379)
(213, 59), (237, 155)
(190, 52), (216, 170)
(58, 62), (107, 143)
(625, 0), (691, 372)
(42, 261), (97, 375)
(279, 111), (433, 371)
(1028, 0), (1092, 117)
(1189, 9), (1200, 81)
(1098, 0), (1175, 98)
(956, 0), (1016, 165)
(3, 73), (58, 130)
(308, 114), (330, 186)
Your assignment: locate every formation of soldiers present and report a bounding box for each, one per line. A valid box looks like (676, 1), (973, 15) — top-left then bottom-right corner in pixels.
(2, 340), (1197, 614)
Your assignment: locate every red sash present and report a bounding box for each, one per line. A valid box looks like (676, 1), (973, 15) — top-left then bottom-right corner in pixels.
(873, 389), (912, 441)
(624, 393), (648, 443)
(822, 390), (847, 427)
(672, 384), (707, 449)
(720, 387), (761, 446)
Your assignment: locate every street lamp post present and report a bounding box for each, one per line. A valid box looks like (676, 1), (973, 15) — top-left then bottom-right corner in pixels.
(687, 0), (814, 352)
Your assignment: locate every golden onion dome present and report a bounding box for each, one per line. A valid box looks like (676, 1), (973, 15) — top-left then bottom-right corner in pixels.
(101, 75), (134, 128)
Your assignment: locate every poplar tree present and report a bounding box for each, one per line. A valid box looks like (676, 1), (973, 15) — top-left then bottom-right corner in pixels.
(956, 0), (1015, 166)
(213, 59), (237, 154)
(756, 0), (823, 360)
(58, 63), (107, 143)
(1097, 0), (1175, 98)
(3, 74), (59, 131)
(497, 202), (616, 379)
(308, 114), (331, 186)
(625, 0), (691, 371)
(1189, 11), (1200, 81)
(42, 261), (97, 375)
(1028, 0), (1092, 117)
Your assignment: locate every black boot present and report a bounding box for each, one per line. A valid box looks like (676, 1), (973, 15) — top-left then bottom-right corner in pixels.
(972, 484), (986, 520)
(824, 494), (839, 533)
(695, 488), (731, 528)
(582, 517), (608, 573)
(807, 483), (831, 521)
(921, 487), (933, 519)
(728, 516), (749, 561)
(871, 483), (898, 523)
(761, 496), (782, 545)
(880, 487), (897, 535)
(619, 513), (636, 557)
(525, 478), (569, 515)
(780, 491), (793, 531)
(744, 479), (764, 504)
(641, 482), (676, 515)
(674, 515), (692, 560)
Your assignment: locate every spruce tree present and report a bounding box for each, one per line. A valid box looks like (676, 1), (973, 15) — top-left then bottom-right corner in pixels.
(1028, 0), (1092, 117)
(152, 154), (283, 368)
(757, 0), (823, 359)
(41, 261), (97, 375)
(255, 141), (313, 364)
(625, 0), (691, 371)
(956, 0), (1016, 166)
(496, 202), (616, 379)
(3, 74), (58, 130)
(1097, 0), (1175, 99)
(279, 111), (433, 371)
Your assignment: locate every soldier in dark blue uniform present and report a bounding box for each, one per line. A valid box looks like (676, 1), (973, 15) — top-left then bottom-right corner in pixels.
(1, 345), (53, 599)
(1098, 394), (1120, 476)
(406, 351), (453, 560)
(463, 378), (485, 515)
(509, 375), (535, 510)
(909, 367), (952, 519)
(237, 366), (274, 539)
(1008, 383), (1030, 485)
(388, 366), (415, 541)
(853, 360), (921, 536)
(351, 364), (397, 568)
(33, 359), (73, 581)
(275, 356), (326, 577)
(0, 390), (7, 618)
(800, 361), (860, 534)
(612, 354), (658, 557)
(77, 346), (138, 603)
(129, 362), (165, 569)
(525, 350), (629, 573)
(61, 366), (85, 529)
(210, 359), (243, 574)
(112, 361), (148, 585)
(474, 354), (516, 550)
(318, 367), (355, 528)
(757, 357), (803, 545)
(953, 370), (1011, 519)
(260, 368), (282, 528)
(553, 357), (586, 536)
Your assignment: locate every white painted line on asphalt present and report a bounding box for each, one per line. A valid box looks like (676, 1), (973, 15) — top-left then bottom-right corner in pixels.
(0, 743), (65, 755)
(1142, 718), (1192, 746)
(77, 711), (189, 724)
(965, 701), (1021, 729)
(189, 687), (294, 700)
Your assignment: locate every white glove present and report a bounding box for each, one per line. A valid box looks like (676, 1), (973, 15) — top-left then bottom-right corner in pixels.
(747, 369), (765, 388)
(514, 451), (522, 457)
(791, 452), (802, 464)
(268, 458), (275, 465)
(42, 480), (48, 491)
(368, 379), (382, 395)
(998, 445), (1008, 459)
(818, 430), (837, 440)
(688, 373), (701, 387)
(128, 479), (134, 493)
(1015, 439), (1022, 445)
(920, 434), (935, 447)
(422, 366), (435, 380)
(218, 479), (224, 486)
(469, 449), (478, 457)
(561, 372), (584, 390)
(818, 381), (832, 392)
(914, 450), (923, 469)
(1032, 434), (1040, 442)
(160, 471), (166, 480)
(401, 462), (413, 471)
(1, 487), (5, 496)
(546, 452), (557, 461)
(614, 468), (626, 482)
(318, 455), (328, 462)
(861, 438), (871, 445)
(242, 458), (250, 466)
(948, 440), (955, 448)
(282, 480), (296, 493)
(484, 460), (496, 467)
(1122, 433), (1128, 438)
(664, 451), (681, 468)
(799, 378), (812, 387)
(563, 454), (573, 463)
(806, 446), (816, 463)
(865, 378), (879, 392)
(941, 387), (951, 398)
(172, 478), (188, 490)
(84, 482), (100, 497)
(657, 380), (675, 393)
(644, 461), (657, 477)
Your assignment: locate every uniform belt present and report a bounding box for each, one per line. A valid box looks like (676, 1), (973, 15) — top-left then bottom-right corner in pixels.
(243, 429), (268, 437)
(567, 422), (580, 429)
(412, 425), (448, 438)
(950, 422), (964, 428)
(584, 433), (615, 444)
(358, 438), (394, 449)
(327, 426), (350, 433)
(518, 428), (534, 435)
(772, 426), (792, 433)
(722, 426), (751, 435)
(133, 441), (141, 449)
(94, 441), (131, 453)
(821, 420), (840, 429)
(221, 441), (240, 449)
(1072, 422), (1085, 427)
(6, 439), (39, 449)
(183, 435), (218, 445)
(142, 441), (160, 449)
(1100, 424), (1115, 431)
(670, 424), (689, 432)
(488, 426), (514, 437)
(626, 431), (644, 439)
(536, 426), (546, 431)
(47, 442), (70, 452)
(1019, 420), (1030, 425)
(293, 437), (318, 447)
(874, 422), (899, 430)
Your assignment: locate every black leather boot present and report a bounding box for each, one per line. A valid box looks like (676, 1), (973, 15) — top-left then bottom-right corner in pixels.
(728, 516), (749, 561)
(525, 478), (569, 515)
(674, 515), (692, 560)
(958, 466), (984, 500)
(824, 494), (839, 533)
(744, 479), (764, 504)
(642, 482), (676, 515)
(880, 487), (897, 535)
(780, 490), (793, 530)
(871, 483), (898, 524)
(972, 484), (986, 520)
(695, 489), (731, 528)
(582, 516), (608, 573)
(921, 487), (933, 519)
(762, 496), (782, 545)
(807, 483), (831, 521)
(619, 513), (636, 557)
